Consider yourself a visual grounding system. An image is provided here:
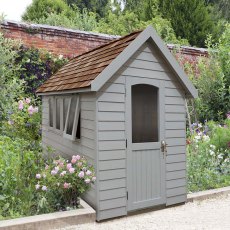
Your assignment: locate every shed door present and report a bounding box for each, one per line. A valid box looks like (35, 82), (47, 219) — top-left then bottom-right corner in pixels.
(126, 77), (166, 211)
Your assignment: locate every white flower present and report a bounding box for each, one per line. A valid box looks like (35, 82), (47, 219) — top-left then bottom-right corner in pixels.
(224, 158), (229, 163)
(218, 154), (223, 159)
(203, 135), (210, 142)
(209, 150), (215, 156)
(198, 123), (202, 128)
(58, 54), (63, 59)
(210, 145), (216, 150)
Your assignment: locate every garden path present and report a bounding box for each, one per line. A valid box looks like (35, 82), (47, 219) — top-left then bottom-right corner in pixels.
(59, 194), (230, 230)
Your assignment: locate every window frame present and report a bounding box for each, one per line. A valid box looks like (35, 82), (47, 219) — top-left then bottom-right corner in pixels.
(48, 94), (81, 141)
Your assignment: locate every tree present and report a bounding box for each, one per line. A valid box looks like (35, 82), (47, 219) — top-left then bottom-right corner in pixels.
(158, 0), (217, 47)
(65, 0), (110, 18)
(22, 0), (74, 22)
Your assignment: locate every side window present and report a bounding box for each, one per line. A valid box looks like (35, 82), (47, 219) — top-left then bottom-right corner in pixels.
(48, 95), (81, 141)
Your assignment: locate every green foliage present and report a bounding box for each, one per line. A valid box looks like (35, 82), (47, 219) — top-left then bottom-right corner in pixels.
(35, 9), (97, 31)
(158, 0), (217, 47)
(22, 0), (74, 22)
(0, 33), (24, 124)
(0, 136), (43, 219)
(96, 10), (188, 45)
(187, 120), (230, 192)
(35, 155), (96, 213)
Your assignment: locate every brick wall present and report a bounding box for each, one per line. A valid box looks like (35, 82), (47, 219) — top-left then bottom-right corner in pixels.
(0, 20), (208, 60)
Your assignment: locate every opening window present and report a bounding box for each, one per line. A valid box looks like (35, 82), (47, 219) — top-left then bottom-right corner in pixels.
(48, 95), (81, 141)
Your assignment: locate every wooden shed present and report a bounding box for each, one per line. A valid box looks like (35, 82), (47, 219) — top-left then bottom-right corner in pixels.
(36, 26), (198, 221)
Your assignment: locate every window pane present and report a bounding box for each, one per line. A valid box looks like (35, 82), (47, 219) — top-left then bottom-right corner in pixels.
(49, 99), (53, 127)
(63, 98), (70, 129)
(76, 112), (81, 139)
(66, 97), (77, 135)
(56, 98), (61, 130)
(132, 84), (158, 143)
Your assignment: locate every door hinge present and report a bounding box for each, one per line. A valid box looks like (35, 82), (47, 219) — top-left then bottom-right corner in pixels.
(127, 191), (128, 200)
(126, 139), (127, 148)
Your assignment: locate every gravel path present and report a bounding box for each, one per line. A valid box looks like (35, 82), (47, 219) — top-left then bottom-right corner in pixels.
(60, 194), (230, 230)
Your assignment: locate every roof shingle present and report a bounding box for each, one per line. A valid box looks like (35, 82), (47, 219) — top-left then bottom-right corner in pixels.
(36, 30), (141, 93)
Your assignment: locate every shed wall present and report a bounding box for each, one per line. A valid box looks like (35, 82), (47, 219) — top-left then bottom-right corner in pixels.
(41, 93), (97, 209)
(96, 42), (187, 220)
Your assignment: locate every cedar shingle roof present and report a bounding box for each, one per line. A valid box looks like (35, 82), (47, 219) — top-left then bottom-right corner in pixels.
(36, 30), (142, 93)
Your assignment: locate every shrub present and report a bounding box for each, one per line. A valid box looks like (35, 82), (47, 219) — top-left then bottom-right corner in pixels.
(0, 136), (43, 219)
(35, 155), (96, 213)
(187, 119), (230, 192)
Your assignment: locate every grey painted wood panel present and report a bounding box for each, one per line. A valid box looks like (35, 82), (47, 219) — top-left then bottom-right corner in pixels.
(122, 67), (170, 81)
(165, 88), (183, 97)
(98, 102), (125, 112)
(99, 197), (126, 210)
(165, 113), (186, 122)
(99, 150), (126, 161)
(167, 186), (186, 197)
(165, 96), (185, 105)
(98, 121), (125, 131)
(166, 122), (185, 130)
(166, 138), (186, 146)
(98, 207), (126, 221)
(98, 112), (125, 121)
(166, 170), (186, 180)
(166, 178), (186, 189)
(166, 194), (186, 206)
(98, 92), (125, 103)
(100, 178), (126, 191)
(99, 159), (126, 171)
(99, 188), (126, 201)
(166, 154), (186, 163)
(98, 131), (125, 141)
(166, 130), (186, 138)
(165, 105), (185, 113)
(100, 83), (125, 94)
(98, 140), (126, 151)
(99, 169), (126, 181)
(81, 128), (95, 140)
(167, 162), (186, 172)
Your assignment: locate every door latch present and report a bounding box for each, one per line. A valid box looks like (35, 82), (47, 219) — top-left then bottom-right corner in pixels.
(161, 140), (168, 158)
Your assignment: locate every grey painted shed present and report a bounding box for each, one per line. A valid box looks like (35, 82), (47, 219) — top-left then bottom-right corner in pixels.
(37, 26), (198, 221)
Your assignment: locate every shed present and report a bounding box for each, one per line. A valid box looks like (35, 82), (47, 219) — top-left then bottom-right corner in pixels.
(36, 26), (198, 221)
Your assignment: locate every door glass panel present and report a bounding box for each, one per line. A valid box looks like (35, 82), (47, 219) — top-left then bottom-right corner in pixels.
(63, 98), (70, 129)
(49, 98), (53, 127)
(132, 84), (158, 143)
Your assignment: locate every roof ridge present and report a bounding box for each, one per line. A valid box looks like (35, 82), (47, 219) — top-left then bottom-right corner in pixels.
(71, 30), (142, 61)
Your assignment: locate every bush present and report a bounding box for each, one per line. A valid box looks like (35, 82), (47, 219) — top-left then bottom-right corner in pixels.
(0, 136), (43, 219)
(35, 155), (96, 213)
(187, 119), (230, 192)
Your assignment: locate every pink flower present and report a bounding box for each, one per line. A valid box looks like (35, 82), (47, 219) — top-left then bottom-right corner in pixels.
(28, 105), (34, 115)
(71, 158), (77, 164)
(75, 155), (81, 160)
(63, 182), (70, 189)
(69, 168), (75, 174)
(92, 177), (96, 182)
(35, 184), (40, 190)
(18, 100), (24, 110)
(36, 174), (41, 179)
(25, 98), (31, 104)
(78, 171), (84, 178)
(42, 186), (47, 191)
(51, 170), (57, 175)
(85, 178), (91, 184)
(86, 170), (92, 176)
(77, 162), (82, 167)
(66, 163), (72, 170)
(59, 162), (64, 168)
(60, 171), (67, 176)
(54, 166), (59, 172)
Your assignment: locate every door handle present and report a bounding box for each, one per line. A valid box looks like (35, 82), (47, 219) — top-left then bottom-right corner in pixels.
(161, 140), (168, 158)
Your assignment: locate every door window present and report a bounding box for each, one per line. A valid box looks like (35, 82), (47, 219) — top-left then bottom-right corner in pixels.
(132, 84), (158, 143)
